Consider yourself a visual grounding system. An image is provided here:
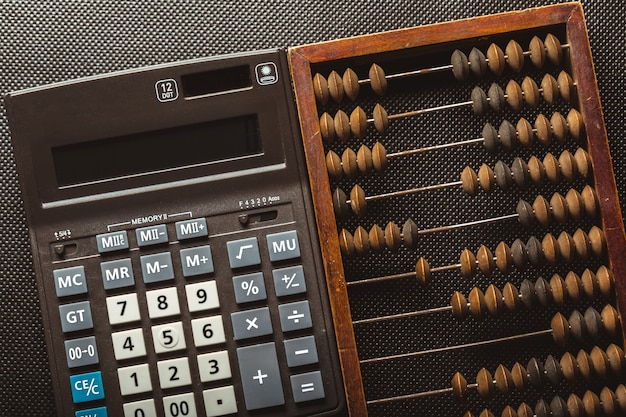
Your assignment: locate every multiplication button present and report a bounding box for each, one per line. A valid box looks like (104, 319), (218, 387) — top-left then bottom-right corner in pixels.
(231, 307), (272, 340)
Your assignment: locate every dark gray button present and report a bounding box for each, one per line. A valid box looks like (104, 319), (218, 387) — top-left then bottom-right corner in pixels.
(278, 300), (312, 332)
(272, 265), (307, 297)
(284, 336), (319, 367)
(59, 301), (93, 333)
(53, 266), (87, 297)
(226, 237), (261, 269)
(290, 371), (325, 403)
(266, 230), (300, 262)
(65, 336), (99, 368)
(175, 218), (208, 240)
(96, 231), (129, 253)
(233, 272), (267, 304)
(140, 252), (174, 283)
(180, 245), (214, 277)
(231, 307), (272, 340)
(237, 342), (285, 410)
(101, 258), (135, 290)
(136, 224), (168, 247)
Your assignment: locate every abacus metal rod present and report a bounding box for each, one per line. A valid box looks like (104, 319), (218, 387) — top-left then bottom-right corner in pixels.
(365, 100), (474, 124)
(346, 262), (459, 287)
(346, 181), (463, 205)
(418, 213), (519, 234)
(386, 137), (485, 159)
(366, 386), (459, 406)
(352, 305), (453, 325)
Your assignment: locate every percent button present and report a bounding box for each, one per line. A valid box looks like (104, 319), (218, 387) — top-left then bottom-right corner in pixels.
(233, 272), (267, 304)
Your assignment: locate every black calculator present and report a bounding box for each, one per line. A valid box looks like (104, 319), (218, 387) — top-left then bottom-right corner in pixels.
(5, 49), (345, 417)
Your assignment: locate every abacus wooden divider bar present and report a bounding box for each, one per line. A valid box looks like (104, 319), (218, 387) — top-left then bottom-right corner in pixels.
(288, 3), (626, 416)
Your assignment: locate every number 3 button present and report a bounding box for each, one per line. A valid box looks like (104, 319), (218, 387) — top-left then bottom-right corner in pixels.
(197, 350), (231, 383)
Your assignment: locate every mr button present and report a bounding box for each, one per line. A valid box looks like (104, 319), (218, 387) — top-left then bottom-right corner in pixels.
(266, 230), (300, 262)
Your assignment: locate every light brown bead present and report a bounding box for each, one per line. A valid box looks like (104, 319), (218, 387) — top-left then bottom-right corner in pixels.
(327, 70), (344, 103)
(567, 108), (585, 141)
(517, 117), (534, 148)
(368, 224), (385, 253)
(517, 402), (533, 417)
(334, 110), (351, 143)
(415, 257), (431, 287)
(501, 406), (517, 417)
(372, 103), (388, 134)
(469, 287), (487, 319)
(565, 188), (583, 221)
(541, 74), (559, 105)
(564, 271), (583, 303)
(542, 233), (559, 264)
(338, 228), (355, 257)
(312, 73), (329, 105)
(349, 184), (366, 218)
(494, 364), (514, 395)
(616, 385), (626, 415)
(577, 349), (593, 380)
(487, 43), (506, 75)
(343, 68), (360, 101)
(550, 192), (568, 224)
(479, 410), (495, 417)
(477, 245), (495, 277)
(583, 390), (602, 417)
(369, 63), (387, 96)
(527, 156), (545, 187)
(601, 304), (619, 338)
(567, 393), (585, 417)
(505, 80), (524, 111)
(521, 76), (539, 107)
(600, 386), (618, 417)
(530, 195), (550, 227)
(451, 372), (468, 399)
(384, 221), (402, 252)
(551, 312), (569, 346)
(476, 368), (494, 398)
(581, 184), (598, 218)
(463, 412), (475, 417)
(325, 150), (343, 181)
(589, 226), (606, 258)
(495, 242), (512, 274)
(596, 265), (614, 298)
(560, 352), (579, 383)
(503, 282), (520, 312)
(606, 343), (625, 375)
(557, 71), (575, 103)
(451, 291), (469, 321)
(574, 147), (591, 178)
(505, 40), (524, 72)
(545, 33), (563, 65)
(558, 150), (577, 182)
(590, 345), (609, 379)
(356, 144), (373, 175)
(529, 36), (546, 68)
(580, 269), (598, 299)
(534, 113), (551, 146)
(485, 284), (504, 317)
(477, 164), (495, 193)
(550, 111), (568, 143)
(353, 226), (369, 256)
(319, 112), (335, 143)
(549, 274), (566, 307)
(460, 249), (477, 278)
(341, 148), (358, 179)
(371, 142), (388, 173)
(557, 231), (575, 263)
(350, 107), (368, 139)
(573, 228), (591, 260)
(543, 152), (560, 184)
(511, 362), (528, 391)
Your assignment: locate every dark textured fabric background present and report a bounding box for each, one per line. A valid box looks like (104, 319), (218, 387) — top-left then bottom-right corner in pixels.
(0, 1), (623, 416)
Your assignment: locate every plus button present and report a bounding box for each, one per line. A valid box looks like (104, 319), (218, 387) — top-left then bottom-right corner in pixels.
(252, 369), (268, 385)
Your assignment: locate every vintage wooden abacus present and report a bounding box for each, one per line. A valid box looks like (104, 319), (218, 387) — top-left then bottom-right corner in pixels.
(288, 3), (626, 416)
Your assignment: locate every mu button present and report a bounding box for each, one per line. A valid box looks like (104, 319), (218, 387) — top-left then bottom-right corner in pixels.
(266, 230), (300, 262)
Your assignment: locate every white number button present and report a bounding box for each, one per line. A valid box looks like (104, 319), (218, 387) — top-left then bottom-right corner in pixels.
(118, 363), (152, 395)
(112, 328), (147, 360)
(106, 293), (141, 325)
(123, 398), (157, 417)
(152, 321), (186, 354)
(197, 350), (231, 383)
(191, 316), (226, 347)
(163, 392), (197, 417)
(146, 287), (180, 319)
(157, 357), (192, 389)
(203, 386), (238, 417)
(185, 281), (219, 312)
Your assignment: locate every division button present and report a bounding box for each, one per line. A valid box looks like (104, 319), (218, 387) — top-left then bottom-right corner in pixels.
(175, 218), (208, 240)
(70, 371), (105, 403)
(284, 336), (319, 367)
(140, 252), (174, 283)
(59, 301), (94, 333)
(278, 300), (312, 332)
(290, 371), (326, 403)
(230, 307), (272, 340)
(136, 224), (169, 247)
(65, 336), (99, 368)
(226, 237), (261, 269)
(180, 245), (214, 277)
(272, 265), (307, 297)
(233, 272), (267, 304)
(75, 406), (108, 417)
(236, 342), (285, 410)
(96, 231), (129, 253)
(266, 230), (300, 262)
(203, 386), (238, 417)
(101, 258), (135, 290)
(53, 265), (87, 297)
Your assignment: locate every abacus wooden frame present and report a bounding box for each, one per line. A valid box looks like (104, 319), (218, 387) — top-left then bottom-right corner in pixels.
(288, 2), (626, 416)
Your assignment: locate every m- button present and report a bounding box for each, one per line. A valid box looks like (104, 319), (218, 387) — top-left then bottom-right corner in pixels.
(266, 230), (300, 262)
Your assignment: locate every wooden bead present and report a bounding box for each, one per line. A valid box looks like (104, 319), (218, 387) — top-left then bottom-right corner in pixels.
(349, 184), (366, 217)
(494, 364), (514, 395)
(327, 70), (344, 103)
(501, 405), (517, 417)
(372, 103), (388, 134)
(342, 68), (360, 101)
(527, 156), (545, 187)
(350, 107), (368, 139)
(526, 236), (544, 267)
(485, 284), (504, 317)
(369, 63), (387, 96)
(460, 249), (477, 278)
(550, 396), (568, 417)
(371, 142), (388, 173)
(334, 110), (351, 142)
(503, 282), (520, 312)
(596, 265), (614, 298)
(534, 277), (552, 307)
(558, 149), (577, 182)
(526, 357), (544, 388)
(543, 152), (560, 184)
(353, 226), (370, 256)
(550, 192), (568, 224)
(589, 226), (606, 258)
(357, 144), (373, 175)
(550, 111), (568, 143)
(415, 257), (431, 287)
(605, 343), (625, 375)
(573, 228), (591, 260)
(487, 83), (505, 112)
(487, 43), (506, 75)
(516, 117), (534, 148)
(567, 108), (585, 141)
(341, 148), (358, 179)
(529, 35), (546, 68)
(451, 50), (470, 81)
(319, 112), (335, 143)
(517, 403), (533, 417)
(511, 239), (528, 270)
(482, 123), (499, 152)
(560, 352), (579, 383)
(581, 184), (598, 219)
(577, 349), (593, 380)
(569, 309), (586, 341)
(557, 71), (575, 103)
(471, 86), (489, 115)
(312, 73), (329, 105)
(590, 345), (609, 379)
(542, 233), (560, 265)
(557, 231), (575, 263)
(564, 271), (583, 303)
(469, 287), (487, 319)
(402, 218), (419, 250)
(549, 274), (566, 307)
(534, 399), (549, 417)
(580, 268), (598, 299)
(475, 368), (494, 398)
(451, 371), (468, 399)
(325, 150), (343, 181)
(332, 188), (349, 219)
(600, 386), (618, 417)
(505, 80), (523, 111)
(368, 224), (385, 253)
(476, 245), (495, 277)
(498, 120), (517, 150)
(384, 221), (402, 252)
(583, 390), (601, 417)
(339, 228), (355, 257)
(616, 385), (626, 414)
(541, 74), (559, 105)
(479, 409), (495, 417)
(534, 113), (551, 146)
(544, 354), (563, 385)
(461, 166), (480, 196)
(551, 312), (569, 346)
(495, 242), (512, 274)
(451, 291), (469, 321)
(463, 412), (475, 417)
(505, 40), (524, 72)
(565, 188), (583, 221)
(567, 393), (585, 417)
(511, 362), (528, 391)
(545, 33), (563, 65)
(494, 160), (513, 190)
(519, 279), (537, 310)
(521, 76), (539, 107)
(478, 164), (495, 193)
(511, 158), (529, 188)
(532, 195), (550, 228)
(601, 304), (619, 338)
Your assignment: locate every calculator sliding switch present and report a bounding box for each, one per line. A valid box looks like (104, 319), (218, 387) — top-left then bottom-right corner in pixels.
(236, 342), (285, 410)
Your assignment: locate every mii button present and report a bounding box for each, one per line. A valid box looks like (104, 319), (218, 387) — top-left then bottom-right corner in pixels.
(70, 371), (105, 403)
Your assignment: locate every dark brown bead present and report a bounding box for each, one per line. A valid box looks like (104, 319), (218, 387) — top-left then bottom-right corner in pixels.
(534, 399), (549, 417)
(482, 123), (499, 153)
(451, 49), (470, 81)
(471, 86), (489, 115)
(498, 120), (518, 151)
(520, 279), (537, 310)
(550, 396), (568, 417)
(543, 355), (563, 385)
(511, 158), (529, 188)
(526, 236), (544, 267)
(527, 357), (544, 388)
(511, 239), (528, 270)
(332, 188), (350, 219)
(511, 362), (528, 391)
(488, 83), (505, 113)
(567, 393), (585, 417)
(353, 226), (370, 256)
(402, 218), (419, 250)
(326, 150), (343, 181)
(494, 161), (512, 190)
(569, 309), (586, 342)
(516, 200), (534, 228)
(534, 277), (552, 307)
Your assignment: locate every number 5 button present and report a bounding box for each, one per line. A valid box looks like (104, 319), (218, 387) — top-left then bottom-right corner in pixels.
(152, 322), (186, 354)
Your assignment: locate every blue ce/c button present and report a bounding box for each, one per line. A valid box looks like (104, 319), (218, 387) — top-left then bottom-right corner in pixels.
(70, 371), (105, 403)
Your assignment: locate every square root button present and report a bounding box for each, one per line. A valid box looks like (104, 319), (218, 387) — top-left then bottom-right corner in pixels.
(227, 237), (260, 269)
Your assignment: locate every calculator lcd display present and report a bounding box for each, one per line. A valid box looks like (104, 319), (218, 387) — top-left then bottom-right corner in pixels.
(51, 115), (261, 187)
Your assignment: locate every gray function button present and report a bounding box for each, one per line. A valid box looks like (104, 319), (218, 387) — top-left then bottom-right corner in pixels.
(227, 237), (261, 269)
(231, 307), (272, 340)
(278, 300), (312, 332)
(233, 272), (267, 304)
(53, 266), (87, 297)
(272, 265), (307, 297)
(59, 301), (93, 333)
(96, 230), (129, 253)
(284, 335), (319, 367)
(266, 230), (300, 262)
(136, 224), (168, 247)
(65, 336), (99, 368)
(291, 371), (326, 403)
(140, 252), (174, 283)
(101, 258), (135, 290)
(237, 342), (285, 410)
(180, 245), (214, 277)
(175, 218), (208, 240)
